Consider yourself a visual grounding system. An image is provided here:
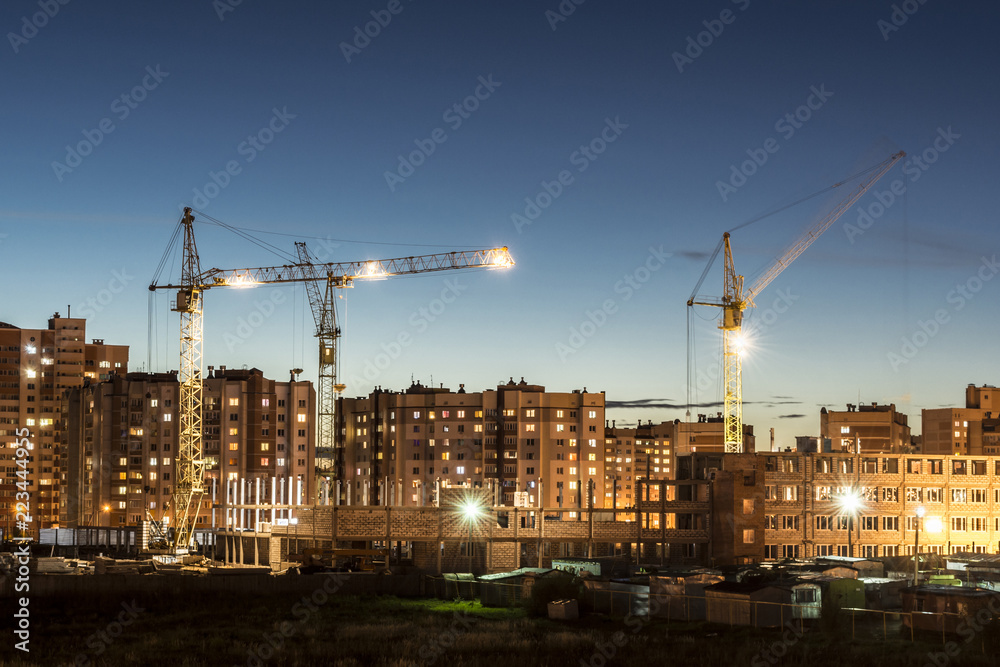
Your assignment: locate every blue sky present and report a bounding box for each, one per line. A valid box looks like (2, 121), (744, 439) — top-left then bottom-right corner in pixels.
(2, 1), (998, 443)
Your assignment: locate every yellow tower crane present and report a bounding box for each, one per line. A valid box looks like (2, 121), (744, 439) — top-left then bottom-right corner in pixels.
(150, 208), (514, 550)
(688, 151), (905, 453)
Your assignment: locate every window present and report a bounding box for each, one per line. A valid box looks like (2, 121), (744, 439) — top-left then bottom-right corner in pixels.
(229, 427), (238, 436)
(781, 515), (799, 530)
(840, 426), (850, 434)
(456, 466), (465, 475)
(743, 499), (754, 515)
(907, 459), (921, 474)
(815, 515), (832, 530)
(929, 459), (943, 475)
(861, 516), (878, 531)
(906, 487), (923, 502)
(589, 411), (596, 419)
(297, 414), (306, 423)
(882, 516), (899, 531)
(970, 488), (987, 503)
(951, 517), (967, 532)
(882, 487), (898, 502)
(229, 398), (239, 406)
(952, 460), (967, 475)
(765, 515), (778, 529)
(260, 457), (270, 466)
(743, 529), (755, 544)
(926, 488), (943, 503)
(951, 488), (967, 503)
(782, 486), (798, 501)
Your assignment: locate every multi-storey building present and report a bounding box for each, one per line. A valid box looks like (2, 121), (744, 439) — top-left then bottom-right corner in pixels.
(674, 413), (756, 456)
(922, 385), (1000, 455)
(0, 314), (128, 533)
(336, 379), (606, 511)
(61, 366), (314, 529)
(761, 451), (1000, 560)
(820, 403), (911, 453)
(604, 421), (673, 511)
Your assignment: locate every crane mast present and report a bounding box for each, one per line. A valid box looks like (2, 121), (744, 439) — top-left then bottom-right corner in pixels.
(690, 151), (905, 453)
(151, 210), (514, 548)
(172, 208), (206, 552)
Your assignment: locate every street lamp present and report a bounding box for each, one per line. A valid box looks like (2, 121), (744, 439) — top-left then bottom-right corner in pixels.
(837, 488), (863, 558)
(461, 499), (483, 574)
(913, 506), (925, 586)
(102, 504), (111, 528)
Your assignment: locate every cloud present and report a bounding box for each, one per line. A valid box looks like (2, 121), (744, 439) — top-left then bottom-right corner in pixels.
(676, 250), (711, 261)
(607, 398), (800, 410)
(777, 414), (806, 419)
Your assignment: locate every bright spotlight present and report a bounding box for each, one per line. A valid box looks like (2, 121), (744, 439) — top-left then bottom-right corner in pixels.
(915, 506), (926, 518)
(462, 501), (482, 522)
(836, 488), (863, 515)
(925, 517), (943, 534)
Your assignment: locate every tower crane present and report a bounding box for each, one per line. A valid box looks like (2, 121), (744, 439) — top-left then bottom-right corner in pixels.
(150, 208), (514, 550)
(687, 151), (905, 453)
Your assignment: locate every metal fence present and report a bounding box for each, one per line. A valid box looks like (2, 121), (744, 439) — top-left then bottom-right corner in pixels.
(424, 576), (994, 647)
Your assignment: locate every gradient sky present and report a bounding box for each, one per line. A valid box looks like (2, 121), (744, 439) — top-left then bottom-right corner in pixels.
(2, 1), (998, 444)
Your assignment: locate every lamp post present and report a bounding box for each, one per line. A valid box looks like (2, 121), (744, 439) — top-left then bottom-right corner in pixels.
(913, 506), (925, 586)
(838, 488), (862, 558)
(462, 500), (482, 574)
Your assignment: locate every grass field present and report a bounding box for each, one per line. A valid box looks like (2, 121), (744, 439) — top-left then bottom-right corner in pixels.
(3, 590), (999, 666)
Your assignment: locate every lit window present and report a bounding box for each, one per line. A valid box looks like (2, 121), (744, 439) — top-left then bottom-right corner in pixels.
(588, 467), (597, 475)
(277, 458), (285, 467)
(261, 443), (270, 451)
(163, 414), (172, 422)
(413, 411), (420, 418)
(229, 428), (238, 436)
(569, 467), (577, 475)
(557, 410), (564, 418)
(262, 398), (270, 407)
(589, 411), (596, 418)
(557, 424), (565, 432)
(569, 481), (577, 490)
(25, 345), (36, 354)
(163, 458), (171, 465)
(261, 457), (269, 466)
(457, 410), (465, 418)
(229, 398), (239, 406)
(25, 418), (35, 426)
(841, 426), (850, 434)
(297, 414), (306, 422)
(588, 453), (596, 461)
(150, 399), (158, 407)
(40, 418), (52, 427)
(525, 424), (536, 432)
(456, 466), (465, 475)
(99, 360), (110, 369)
(25, 370), (36, 379)
(229, 443), (238, 451)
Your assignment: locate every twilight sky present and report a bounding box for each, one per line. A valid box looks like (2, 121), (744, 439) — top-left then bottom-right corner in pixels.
(2, 1), (998, 444)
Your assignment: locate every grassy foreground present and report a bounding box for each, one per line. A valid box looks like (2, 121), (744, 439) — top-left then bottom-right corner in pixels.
(2, 591), (999, 666)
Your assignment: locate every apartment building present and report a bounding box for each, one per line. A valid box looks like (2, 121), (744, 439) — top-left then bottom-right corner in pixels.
(761, 451), (1000, 560)
(0, 314), (128, 533)
(819, 403), (911, 453)
(335, 378), (605, 510)
(922, 385), (1000, 455)
(61, 366), (314, 529)
(674, 413), (756, 456)
(604, 421), (673, 511)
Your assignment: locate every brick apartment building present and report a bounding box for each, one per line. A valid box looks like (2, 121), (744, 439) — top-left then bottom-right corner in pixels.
(335, 379), (606, 510)
(922, 384), (1000, 455)
(0, 314), (128, 534)
(761, 451), (1000, 559)
(61, 366), (315, 530)
(819, 403), (912, 453)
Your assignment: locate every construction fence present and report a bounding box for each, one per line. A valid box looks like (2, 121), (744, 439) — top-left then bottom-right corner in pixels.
(425, 576), (994, 647)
